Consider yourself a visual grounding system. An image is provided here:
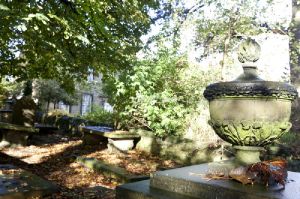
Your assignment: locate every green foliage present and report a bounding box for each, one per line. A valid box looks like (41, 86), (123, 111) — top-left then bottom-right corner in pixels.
(44, 109), (70, 126)
(104, 47), (217, 136)
(0, 0), (158, 83)
(279, 132), (299, 145)
(81, 105), (114, 126)
(22, 80), (33, 96)
(34, 79), (79, 110)
(195, 0), (269, 51)
(0, 78), (23, 106)
(290, 1), (300, 82)
(0, 80), (10, 105)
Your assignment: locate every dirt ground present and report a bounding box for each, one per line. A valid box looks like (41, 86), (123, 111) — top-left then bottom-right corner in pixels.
(0, 132), (180, 198)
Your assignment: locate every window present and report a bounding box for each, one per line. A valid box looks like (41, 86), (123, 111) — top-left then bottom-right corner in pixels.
(58, 101), (70, 113)
(87, 68), (94, 82)
(81, 94), (93, 115)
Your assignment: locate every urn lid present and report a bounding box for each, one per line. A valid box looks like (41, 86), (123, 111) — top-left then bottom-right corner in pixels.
(203, 39), (298, 101)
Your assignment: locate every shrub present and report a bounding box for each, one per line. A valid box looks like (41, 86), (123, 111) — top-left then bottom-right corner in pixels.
(81, 105), (114, 126)
(103, 49), (200, 136)
(44, 109), (70, 126)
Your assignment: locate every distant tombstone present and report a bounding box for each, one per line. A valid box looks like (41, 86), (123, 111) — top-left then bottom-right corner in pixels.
(0, 99), (15, 123)
(11, 96), (37, 127)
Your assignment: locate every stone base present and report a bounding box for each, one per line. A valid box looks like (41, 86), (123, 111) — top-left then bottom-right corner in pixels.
(0, 164), (59, 198)
(116, 162), (300, 199)
(82, 133), (107, 145)
(0, 131), (30, 147)
(108, 138), (134, 152)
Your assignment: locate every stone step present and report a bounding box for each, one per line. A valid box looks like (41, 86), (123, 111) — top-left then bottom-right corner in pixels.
(150, 163), (300, 199)
(0, 164), (59, 198)
(116, 180), (196, 199)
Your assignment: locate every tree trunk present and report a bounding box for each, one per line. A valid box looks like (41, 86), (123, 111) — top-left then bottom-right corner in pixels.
(290, 0), (300, 132)
(47, 100), (50, 112)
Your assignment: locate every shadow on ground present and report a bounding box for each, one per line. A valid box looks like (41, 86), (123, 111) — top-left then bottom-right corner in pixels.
(0, 131), (115, 199)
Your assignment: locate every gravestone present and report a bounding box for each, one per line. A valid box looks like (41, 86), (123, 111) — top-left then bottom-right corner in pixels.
(116, 163), (300, 199)
(11, 96), (37, 127)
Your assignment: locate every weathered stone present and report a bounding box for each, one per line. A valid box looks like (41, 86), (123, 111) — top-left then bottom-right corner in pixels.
(0, 99), (15, 123)
(83, 186), (114, 198)
(117, 163), (300, 199)
(159, 141), (193, 164)
(0, 164), (58, 198)
(104, 130), (140, 139)
(76, 157), (148, 183)
(0, 122), (38, 147)
(0, 122), (37, 133)
(11, 96), (37, 127)
(133, 129), (160, 155)
(82, 132), (107, 145)
(108, 138), (134, 152)
(82, 127), (140, 152)
(107, 142), (126, 155)
(116, 180), (195, 199)
(133, 129), (232, 165)
(151, 164), (300, 199)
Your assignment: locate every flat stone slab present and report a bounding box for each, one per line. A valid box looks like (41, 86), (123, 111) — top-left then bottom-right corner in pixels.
(81, 126), (140, 139)
(0, 122), (38, 133)
(76, 157), (148, 183)
(34, 124), (58, 132)
(151, 163), (300, 199)
(116, 180), (195, 199)
(117, 162), (300, 199)
(0, 164), (59, 198)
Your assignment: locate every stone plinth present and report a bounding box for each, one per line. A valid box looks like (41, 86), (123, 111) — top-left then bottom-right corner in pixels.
(116, 163), (300, 199)
(108, 138), (134, 151)
(0, 122), (39, 147)
(81, 126), (140, 152)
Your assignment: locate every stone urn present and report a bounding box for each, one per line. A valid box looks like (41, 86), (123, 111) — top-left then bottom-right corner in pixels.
(204, 39), (298, 165)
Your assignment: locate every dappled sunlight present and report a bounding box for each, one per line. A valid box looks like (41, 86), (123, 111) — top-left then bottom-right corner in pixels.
(0, 132), (181, 198)
(85, 150), (180, 175)
(2, 139), (82, 164)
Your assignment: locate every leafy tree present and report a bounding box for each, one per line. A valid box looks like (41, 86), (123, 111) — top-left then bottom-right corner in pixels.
(34, 79), (79, 111)
(103, 0), (288, 137)
(145, 0), (288, 80)
(22, 80), (33, 96)
(0, 0), (159, 85)
(0, 78), (23, 102)
(291, 0), (300, 83)
(0, 80), (10, 106)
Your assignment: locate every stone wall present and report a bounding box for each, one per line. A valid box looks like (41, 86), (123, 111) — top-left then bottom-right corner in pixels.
(133, 129), (233, 165)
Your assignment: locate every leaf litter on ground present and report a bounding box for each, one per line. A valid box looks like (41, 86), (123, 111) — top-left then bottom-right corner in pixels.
(0, 132), (181, 198)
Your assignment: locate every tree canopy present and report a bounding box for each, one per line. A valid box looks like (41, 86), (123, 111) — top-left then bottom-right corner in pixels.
(0, 0), (158, 84)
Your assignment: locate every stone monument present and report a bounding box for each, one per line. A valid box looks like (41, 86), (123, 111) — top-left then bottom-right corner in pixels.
(203, 38), (297, 166)
(115, 39), (300, 199)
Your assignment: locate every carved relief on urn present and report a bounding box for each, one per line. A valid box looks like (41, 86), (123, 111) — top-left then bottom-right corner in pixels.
(204, 39), (298, 165)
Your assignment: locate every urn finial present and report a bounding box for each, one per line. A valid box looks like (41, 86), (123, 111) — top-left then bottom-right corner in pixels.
(238, 38), (261, 64)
